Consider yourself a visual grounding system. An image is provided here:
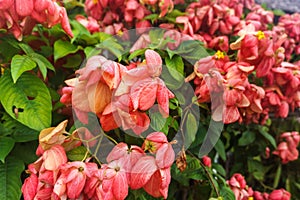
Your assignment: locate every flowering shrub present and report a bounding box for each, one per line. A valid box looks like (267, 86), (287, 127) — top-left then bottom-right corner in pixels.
(0, 0), (299, 200)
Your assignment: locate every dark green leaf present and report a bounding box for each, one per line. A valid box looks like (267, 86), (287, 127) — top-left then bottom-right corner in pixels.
(258, 126), (277, 148)
(184, 112), (198, 147)
(63, 54), (83, 68)
(0, 137), (15, 163)
(11, 55), (37, 83)
(214, 139), (226, 161)
(0, 72), (52, 131)
(54, 39), (82, 61)
(238, 130), (256, 146)
(0, 156), (24, 200)
(10, 141), (38, 164)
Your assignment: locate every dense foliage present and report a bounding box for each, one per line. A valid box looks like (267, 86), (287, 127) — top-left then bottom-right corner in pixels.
(0, 0), (300, 199)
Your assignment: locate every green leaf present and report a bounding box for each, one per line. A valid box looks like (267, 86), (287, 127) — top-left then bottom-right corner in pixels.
(0, 72), (52, 131)
(273, 164), (282, 188)
(238, 130), (256, 146)
(214, 139), (226, 161)
(165, 55), (185, 83)
(63, 54), (82, 68)
(128, 49), (146, 60)
(10, 141), (38, 164)
(220, 186), (235, 200)
(184, 112), (198, 147)
(0, 156), (24, 200)
(18, 43), (34, 54)
(258, 126), (277, 148)
(149, 109), (167, 132)
(11, 55), (37, 83)
(1, 112), (39, 142)
(96, 37), (124, 61)
(0, 137), (15, 163)
(29, 52), (55, 79)
(54, 39), (81, 61)
(67, 146), (90, 161)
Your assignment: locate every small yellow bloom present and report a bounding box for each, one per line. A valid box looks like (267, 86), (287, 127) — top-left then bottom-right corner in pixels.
(92, 0), (98, 4)
(248, 197), (254, 200)
(215, 50), (225, 59)
(256, 30), (265, 40)
(117, 30), (123, 37)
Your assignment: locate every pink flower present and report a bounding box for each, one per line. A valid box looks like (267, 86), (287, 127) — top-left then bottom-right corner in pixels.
(227, 173), (251, 200)
(54, 162), (98, 199)
(75, 15), (100, 33)
(22, 174), (38, 200)
(273, 142), (299, 164)
(269, 189), (291, 200)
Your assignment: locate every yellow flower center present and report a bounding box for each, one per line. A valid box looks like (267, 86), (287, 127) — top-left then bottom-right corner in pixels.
(215, 50), (225, 59)
(144, 140), (156, 153)
(256, 31), (265, 40)
(92, 0), (98, 4)
(248, 197), (254, 200)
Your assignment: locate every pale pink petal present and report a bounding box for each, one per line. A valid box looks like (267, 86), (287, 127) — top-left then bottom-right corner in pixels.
(145, 50), (162, 77)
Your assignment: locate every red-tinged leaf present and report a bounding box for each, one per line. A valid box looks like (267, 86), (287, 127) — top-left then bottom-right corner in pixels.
(22, 174), (38, 200)
(236, 94), (250, 107)
(145, 50), (162, 77)
(15, 0), (33, 16)
(155, 143), (175, 168)
(112, 172), (128, 200)
(43, 145), (67, 171)
(130, 78), (158, 111)
(107, 143), (128, 163)
(130, 156), (158, 189)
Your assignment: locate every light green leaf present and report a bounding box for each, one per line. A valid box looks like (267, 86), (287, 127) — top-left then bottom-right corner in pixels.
(149, 110), (167, 132)
(238, 130), (256, 146)
(128, 49), (146, 60)
(11, 55), (37, 83)
(18, 43), (34, 55)
(96, 37), (124, 61)
(0, 72), (52, 131)
(54, 39), (81, 61)
(0, 156), (24, 200)
(220, 186), (235, 200)
(0, 137), (15, 163)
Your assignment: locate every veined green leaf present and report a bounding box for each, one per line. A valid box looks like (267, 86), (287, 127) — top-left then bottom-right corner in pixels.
(29, 52), (55, 79)
(0, 137), (15, 163)
(0, 72), (52, 131)
(11, 55), (37, 83)
(0, 156), (24, 200)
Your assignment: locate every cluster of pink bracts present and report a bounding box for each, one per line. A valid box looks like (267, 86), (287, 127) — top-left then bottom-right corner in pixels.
(272, 131), (300, 164)
(61, 49), (174, 135)
(227, 173), (291, 200)
(0, 0), (73, 40)
(22, 121), (176, 200)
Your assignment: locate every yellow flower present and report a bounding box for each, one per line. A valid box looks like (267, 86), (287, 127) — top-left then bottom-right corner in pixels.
(256, 30), (265, 40)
